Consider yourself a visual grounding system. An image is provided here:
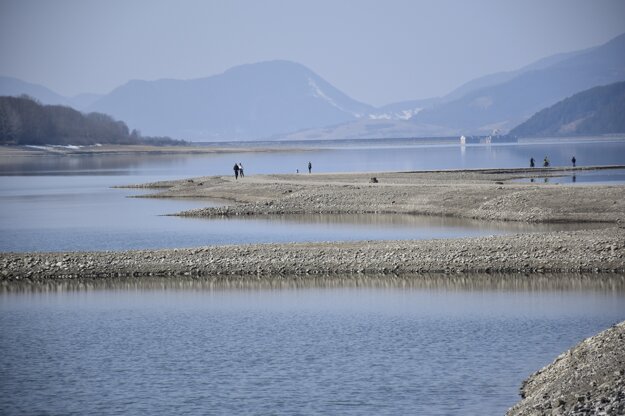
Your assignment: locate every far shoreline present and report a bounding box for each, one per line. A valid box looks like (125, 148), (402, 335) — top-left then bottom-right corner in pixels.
(2, 135), (625, 157)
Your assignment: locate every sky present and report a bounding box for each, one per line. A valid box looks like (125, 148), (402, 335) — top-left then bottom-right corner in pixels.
(1, 0), (625, 107)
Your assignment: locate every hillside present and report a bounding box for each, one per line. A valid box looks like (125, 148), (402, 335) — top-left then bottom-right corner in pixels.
(0, 96), (183, 146)
(0, 77), (103, 110)
(509, 81), (625, 137)
(3, 33), (625, 141)
(411, 33), (625, 134)
(88, 60), (374, 141)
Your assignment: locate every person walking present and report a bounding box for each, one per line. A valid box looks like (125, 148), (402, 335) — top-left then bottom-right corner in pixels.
(233, 163), (239, 180)
(238, 163), (244, 178)
(308, 161), (312, 174)
(571, 156), (576, 167)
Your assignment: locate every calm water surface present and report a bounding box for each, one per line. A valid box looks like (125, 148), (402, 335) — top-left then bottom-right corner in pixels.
(1, 276), (624, 415)
(1, 138), (623, 252)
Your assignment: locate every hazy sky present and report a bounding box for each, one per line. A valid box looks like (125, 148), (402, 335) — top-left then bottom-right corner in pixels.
(1, 0), (625, 106)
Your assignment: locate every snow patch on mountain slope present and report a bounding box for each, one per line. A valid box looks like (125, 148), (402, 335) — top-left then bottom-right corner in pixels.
(308, 78), (362, 117)
(368, 108), (423, 120)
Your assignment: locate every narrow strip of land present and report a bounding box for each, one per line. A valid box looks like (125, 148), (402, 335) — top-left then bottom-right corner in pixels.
(2, 167), (624, 281)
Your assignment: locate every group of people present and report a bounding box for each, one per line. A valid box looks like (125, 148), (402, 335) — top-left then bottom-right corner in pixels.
(232, 161), (313, 179)
(529, 156), (576, 168)
(233, 163), (244, 179)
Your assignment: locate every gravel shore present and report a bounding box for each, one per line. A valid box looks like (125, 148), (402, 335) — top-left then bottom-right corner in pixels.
(507, 321), (625, 416)
(2, 167), (625, 281)
(130, 167), (625, 223)
(1, 226), (623, 281)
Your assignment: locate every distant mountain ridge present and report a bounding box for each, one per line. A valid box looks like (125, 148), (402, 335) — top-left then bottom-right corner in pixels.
(88, 60), (374, 140)
(2, 32), (625, 141)
(411, 33), (625, 134)
(509, 81), (625, 137)
(0, 76), (103, 110)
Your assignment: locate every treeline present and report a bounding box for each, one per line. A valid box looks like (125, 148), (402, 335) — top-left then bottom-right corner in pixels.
(510, 81), (625, 137)
(0, 95), (186, 146)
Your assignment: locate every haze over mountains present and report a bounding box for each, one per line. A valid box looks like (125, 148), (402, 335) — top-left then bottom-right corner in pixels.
(1, 33), (624, 141)
(509, 81), (625, 137)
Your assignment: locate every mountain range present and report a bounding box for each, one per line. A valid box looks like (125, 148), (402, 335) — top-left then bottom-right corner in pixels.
(1, 32), (624, 141)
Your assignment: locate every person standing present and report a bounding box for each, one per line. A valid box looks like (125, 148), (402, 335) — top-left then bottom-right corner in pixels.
(233, 163), (239, 180)
(308, 161), (312, 174)
(543, 156), (550, 167)
(571, 156), (576, 167)
(530, 157), (535, 168)
(238, 163), (244, 178)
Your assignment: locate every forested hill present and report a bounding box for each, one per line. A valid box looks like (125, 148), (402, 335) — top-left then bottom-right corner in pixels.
(510, 81), (625, 137)
(0, 95), (185, 146)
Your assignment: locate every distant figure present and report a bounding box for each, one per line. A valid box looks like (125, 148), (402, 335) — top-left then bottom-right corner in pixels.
(572, 174), (577, 183)
(571, 156), (576, 167)
(308, 161), (312, 174)
(530, 157), (535, 168)
(238, 163), (244, 178)
(233, 163), (239, 180)
(296, 169), (299, 173)
(543, 156), (550, 167)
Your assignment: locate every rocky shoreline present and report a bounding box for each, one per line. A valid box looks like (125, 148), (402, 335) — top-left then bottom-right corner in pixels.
(1, 226), (623, 281)
(506, 321), (625, 416)
(130, 167), (625, 224)
(2, 167), (625, 281)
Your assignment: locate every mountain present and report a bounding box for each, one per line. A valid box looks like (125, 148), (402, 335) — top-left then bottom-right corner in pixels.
(271, 118), (457, 141)
(88, 60), (374, 141)
(411, 33), (625, 134)
(509, 81), (625, 137)
(0, 76), (103, 110)
(0, 76), (68, 106)
(301, 35), (616, 139)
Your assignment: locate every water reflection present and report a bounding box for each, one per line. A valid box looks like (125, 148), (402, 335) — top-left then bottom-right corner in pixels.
(2, 139), (625, 176)
(239, 213), (602, 234)
(4, 273), (624, 293)
(514, 168), (625, 185)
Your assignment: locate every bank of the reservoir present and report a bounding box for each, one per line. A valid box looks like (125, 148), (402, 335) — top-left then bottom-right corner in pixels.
(507, 321), (625, 416)
(2, 167), (625, 281)
(1, 225), (623, 281)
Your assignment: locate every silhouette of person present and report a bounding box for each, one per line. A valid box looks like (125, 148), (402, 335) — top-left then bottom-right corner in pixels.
(238, 163), (244, 178)
(530, 157), (535, 168)
(571, 156), (576, 167)
(543, 156), (550, 167)
(233, 163), (239, 180)
(308, 161), (312, 174)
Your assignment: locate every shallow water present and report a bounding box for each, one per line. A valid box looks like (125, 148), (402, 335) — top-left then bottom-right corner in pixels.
(1, 138), (623, 252)
(1, 275), (624, 415)
(2, 138), (625, 176)
(0, 183), (595, 252)
(512, 168), (625, 184)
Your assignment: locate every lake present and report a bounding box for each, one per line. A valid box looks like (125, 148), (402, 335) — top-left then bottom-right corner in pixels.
(1, 138), (625, 415)
(1, 276), (624, 415)
(1, 137), (624, 252)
